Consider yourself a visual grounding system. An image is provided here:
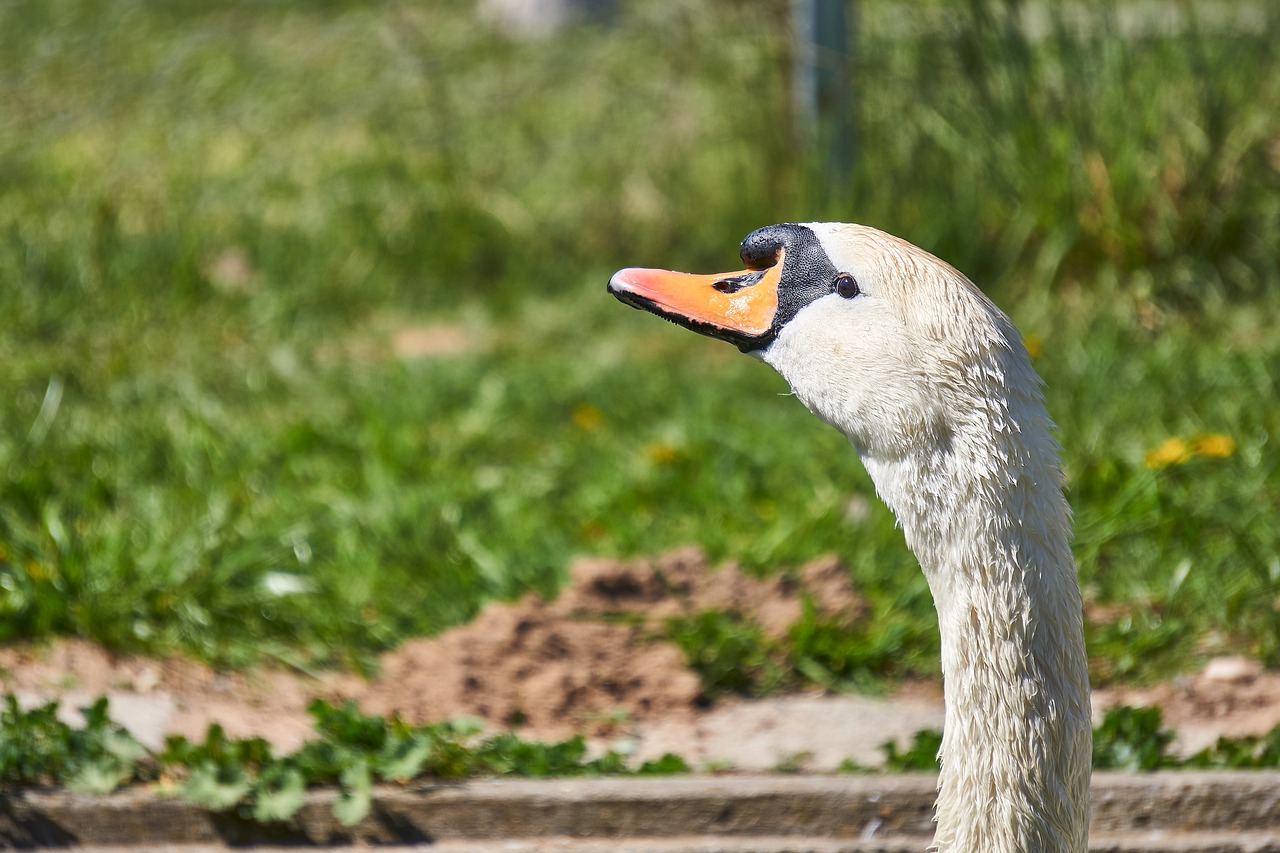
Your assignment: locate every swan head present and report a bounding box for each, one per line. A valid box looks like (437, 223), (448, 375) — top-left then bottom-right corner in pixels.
(611, 225), (1090, 851)
(609, 222), (1036, 464)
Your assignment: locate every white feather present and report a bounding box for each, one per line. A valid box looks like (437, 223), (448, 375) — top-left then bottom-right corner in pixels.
(761, 223), (1091, 853)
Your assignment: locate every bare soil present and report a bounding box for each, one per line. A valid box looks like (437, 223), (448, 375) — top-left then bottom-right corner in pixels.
(1093, 655), (1280, 754)
(2, 547), (1278, 767)
(0, 549), (862, 752)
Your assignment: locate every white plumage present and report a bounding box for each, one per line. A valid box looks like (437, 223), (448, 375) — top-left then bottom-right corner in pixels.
(611, 222), (1092, 852)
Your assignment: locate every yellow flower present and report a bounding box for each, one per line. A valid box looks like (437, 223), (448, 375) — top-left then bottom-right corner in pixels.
(572, 403), (602, 431)
(1144, 433), (1236, 469)
(1191, 433), (1235, 458)
(1144, 436), (1191, 469)
(1023, 333), (1043, 359)
(645, 442), (678, 464)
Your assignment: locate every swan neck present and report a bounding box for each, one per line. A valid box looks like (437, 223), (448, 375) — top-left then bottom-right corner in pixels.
(865, 447), (1092, 853)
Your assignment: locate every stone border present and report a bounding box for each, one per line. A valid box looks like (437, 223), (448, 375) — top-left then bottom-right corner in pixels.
(1, 772), (1278, 848)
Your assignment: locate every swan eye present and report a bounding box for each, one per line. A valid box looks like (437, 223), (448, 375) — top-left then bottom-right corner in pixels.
(833, 273), (860, 299)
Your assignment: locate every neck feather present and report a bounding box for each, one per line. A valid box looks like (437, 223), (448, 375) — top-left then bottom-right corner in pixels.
(862, 384), (1092, 853)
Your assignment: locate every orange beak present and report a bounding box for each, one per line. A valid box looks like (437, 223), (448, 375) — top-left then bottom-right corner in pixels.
(607, 256), (785, 351)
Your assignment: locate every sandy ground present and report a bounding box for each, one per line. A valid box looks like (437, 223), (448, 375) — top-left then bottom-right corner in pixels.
(3, 548), (1279, 769)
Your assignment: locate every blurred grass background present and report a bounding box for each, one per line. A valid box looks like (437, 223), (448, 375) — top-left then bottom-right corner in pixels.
(1, 0), (1278, 686)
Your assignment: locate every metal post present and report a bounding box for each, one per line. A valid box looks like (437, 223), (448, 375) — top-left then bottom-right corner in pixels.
(793, 0), (855, 208)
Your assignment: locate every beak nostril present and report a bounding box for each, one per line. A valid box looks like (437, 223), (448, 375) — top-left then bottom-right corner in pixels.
(711, 270), (764, 294)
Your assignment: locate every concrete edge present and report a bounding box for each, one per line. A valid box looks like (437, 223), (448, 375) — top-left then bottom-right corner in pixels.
(1, 772), (1278, 848)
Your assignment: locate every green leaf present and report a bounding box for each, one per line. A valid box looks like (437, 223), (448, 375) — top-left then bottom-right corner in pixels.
(183, 762), (253, 811)
(375, 734), (433, 782)
(103, 729), (148, 764)
(78, 697), (112, 731)
(636, 753), (690, 775)
(880, 729), (943, 772)
(67, 757), (131, 794)
(333, 756), (372, 826)
(308, 699), (388, 751)
(252, 766), (307, 823)
(443, 716), (485, 739)
(1092, 705), (1175, 771)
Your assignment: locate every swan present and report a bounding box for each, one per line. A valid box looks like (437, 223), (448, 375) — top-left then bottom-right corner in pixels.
(608, 222), (1091, 853)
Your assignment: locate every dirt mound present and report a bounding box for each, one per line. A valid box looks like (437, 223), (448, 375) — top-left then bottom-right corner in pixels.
(1, 548), (865, 746)
(344, 547), (865, 736)
(558, 547), (864, 637)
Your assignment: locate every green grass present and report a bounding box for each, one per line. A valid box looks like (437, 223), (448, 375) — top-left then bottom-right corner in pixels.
(1, 0), (1278, 687)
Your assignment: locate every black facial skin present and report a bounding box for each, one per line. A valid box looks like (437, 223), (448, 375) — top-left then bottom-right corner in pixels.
(609, 223), (841, 354)
(738, 223), (841, 350)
